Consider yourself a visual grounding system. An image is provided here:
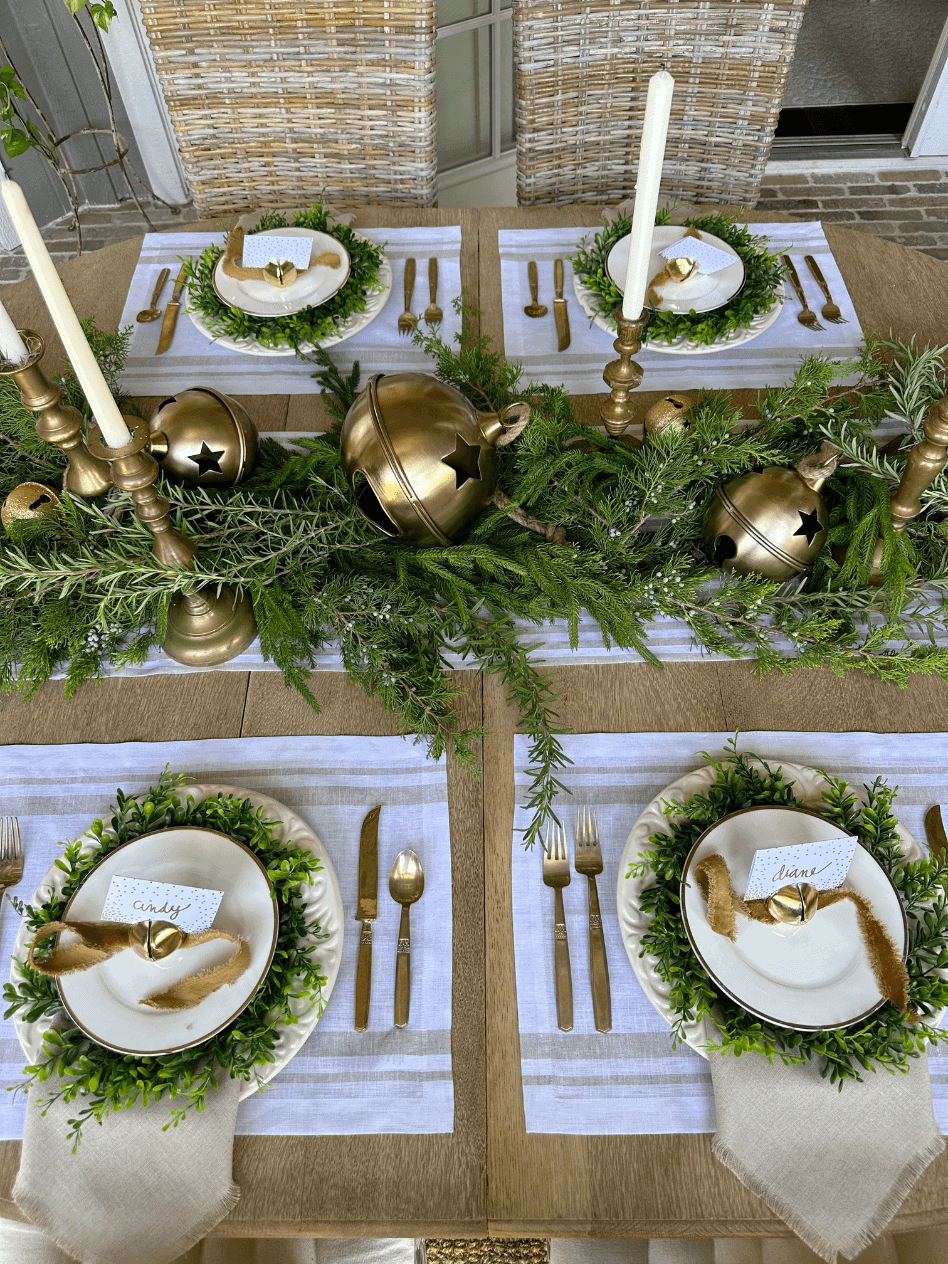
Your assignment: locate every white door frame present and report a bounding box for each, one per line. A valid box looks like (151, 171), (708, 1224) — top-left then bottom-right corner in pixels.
(904, 16), (948, 157)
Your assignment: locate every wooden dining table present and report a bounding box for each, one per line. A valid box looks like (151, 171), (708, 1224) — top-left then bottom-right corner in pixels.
(1, 204), (948, 1243)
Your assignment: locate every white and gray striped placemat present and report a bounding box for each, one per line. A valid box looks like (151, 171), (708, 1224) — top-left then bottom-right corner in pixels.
(116, 226), (463, 396)
(512, 730), (948, 1135)
(0, 735), (453, 1137)
(499, 221), (864, 394)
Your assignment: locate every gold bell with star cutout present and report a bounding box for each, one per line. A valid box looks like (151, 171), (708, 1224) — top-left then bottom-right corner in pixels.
(147, 387), (258, 487)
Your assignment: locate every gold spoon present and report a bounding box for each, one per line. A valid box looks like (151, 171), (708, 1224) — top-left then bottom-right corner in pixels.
(389, 849), (425, 1028)
(524, 260), (548, 318)
(137, 267), (170, 322)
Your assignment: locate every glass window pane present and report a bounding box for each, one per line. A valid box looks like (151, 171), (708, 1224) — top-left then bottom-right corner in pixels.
(500, 0), (512, 9)
(437, 0), (490, 25)
(500, 18), (514, 151)
(436, 27), (491, 170)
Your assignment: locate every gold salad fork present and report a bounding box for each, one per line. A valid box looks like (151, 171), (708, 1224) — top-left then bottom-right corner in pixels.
(804, 255), (848, 324)
(0, 818), (23, 911)
(543, 819), (573, 1032)
(781, 255), (825, 332)
(576, 806), (612, 1032)
(424, 258), (443, 327)
(398, 257), (418, 335)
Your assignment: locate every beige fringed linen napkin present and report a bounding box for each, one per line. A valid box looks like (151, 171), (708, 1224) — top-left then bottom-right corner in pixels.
(13, 1072), (241, 1264)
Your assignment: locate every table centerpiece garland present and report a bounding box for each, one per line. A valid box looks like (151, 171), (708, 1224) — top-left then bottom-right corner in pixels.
(1, 306), (948, 847)
(2, 769), (328, 1147)
(182, 204), (386, 353)
(626, 740), (948, 1084)
(571, 207), (786, 345)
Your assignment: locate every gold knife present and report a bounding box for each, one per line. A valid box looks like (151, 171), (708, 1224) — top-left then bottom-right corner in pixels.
(155, 263), (187, 355)
(354, 804), (381, 1031)
(553, 258), (570, 351)
(925, 805), (948, 864)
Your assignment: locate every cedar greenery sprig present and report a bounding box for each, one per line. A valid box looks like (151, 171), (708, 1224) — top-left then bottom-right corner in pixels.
(571, 208), (785, 346)
(3, 769), (328, 1149)
(626, 740), (948, 1083)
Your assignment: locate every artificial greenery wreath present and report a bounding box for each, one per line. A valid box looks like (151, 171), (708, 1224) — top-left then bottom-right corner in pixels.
(182, 204), (386, 354)
(626, 741), (948, 1084)
(3, 770), (328, 1147)
(571, 208), (786, 346)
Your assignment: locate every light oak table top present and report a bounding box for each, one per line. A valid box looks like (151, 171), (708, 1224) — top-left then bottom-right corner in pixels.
(2, 206), (948, 1240)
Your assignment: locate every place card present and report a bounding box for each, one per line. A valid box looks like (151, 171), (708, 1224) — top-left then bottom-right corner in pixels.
(743, 835), (858, 901)
(659, 235), (734, 274)
(241, 233), (312, 271)
(101, 876), (223, 933)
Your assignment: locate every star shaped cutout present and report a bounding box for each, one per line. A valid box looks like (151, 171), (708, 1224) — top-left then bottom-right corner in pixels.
(187, 441), (226, 477)
(793, 507), (824, 546)
(441, 433), (483, 489)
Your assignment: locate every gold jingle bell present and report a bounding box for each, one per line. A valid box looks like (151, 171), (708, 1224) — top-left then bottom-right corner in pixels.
(643, 392), (698, 437)
(767, 882), (819, 925)
(704, 443), (840, 581)
(1, 481), (60, 529)
(340, 372), (531, 546)
(148, 387), (258, 486)
(128, 919), (183, 961)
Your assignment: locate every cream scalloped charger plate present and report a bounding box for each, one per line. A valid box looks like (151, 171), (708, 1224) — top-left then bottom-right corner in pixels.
(616, 760), (921, 1056)
(12, 784), (343, 1099)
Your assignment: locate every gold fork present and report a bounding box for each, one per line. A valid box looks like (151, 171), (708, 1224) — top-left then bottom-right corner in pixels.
(0, 818), (23, 912)
(804, 255), (848, 325)
(424, 258), (443, 326)
(542, 819), (573, 1032)
(576, 806), (612, 1033)
(781, 255), (825, 332)
(398, 257), (418, 335)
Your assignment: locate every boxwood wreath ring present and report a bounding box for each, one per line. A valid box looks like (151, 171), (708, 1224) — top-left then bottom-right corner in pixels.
(3, 770), (329, 1148)
(626, 742), (948, 1085)
(571, 208), (786, 346)
(1, 304), (948, 851)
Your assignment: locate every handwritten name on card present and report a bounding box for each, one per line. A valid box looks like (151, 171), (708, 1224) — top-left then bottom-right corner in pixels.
(241, 233), (312, 271)
(101, 876), (223, 933)
(743, 835), (858, 902)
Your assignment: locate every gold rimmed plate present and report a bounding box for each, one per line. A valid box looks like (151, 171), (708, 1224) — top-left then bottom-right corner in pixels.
(605, 225), (745, 315)
(212, 227), (352, 317)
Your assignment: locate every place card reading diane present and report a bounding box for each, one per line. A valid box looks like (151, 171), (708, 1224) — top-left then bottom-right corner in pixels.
(101, 876), (223, 933)
(743, 835), (859, 902)
(241, 233), (313, 271)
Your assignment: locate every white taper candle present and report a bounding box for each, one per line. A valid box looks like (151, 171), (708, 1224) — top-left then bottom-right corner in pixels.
(0, 296), (29, 365)
(0, 178), (131, 447)
(622, 69), (675, 320)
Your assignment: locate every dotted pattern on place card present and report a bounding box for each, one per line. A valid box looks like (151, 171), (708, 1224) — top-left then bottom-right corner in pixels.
(100, 875), (223, 933)
(743, 835), (859, 902)
(241, 234), (313, 270)
(659, 235), (734, 275)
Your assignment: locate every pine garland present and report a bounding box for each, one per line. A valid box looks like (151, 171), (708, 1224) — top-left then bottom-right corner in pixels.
(1, 310), (947, 845)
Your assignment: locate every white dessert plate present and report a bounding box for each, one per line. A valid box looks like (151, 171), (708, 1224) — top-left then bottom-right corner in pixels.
(680, 804), (906, 1031)
(212, 227), (352, 317)
(605, 225), (745, 315)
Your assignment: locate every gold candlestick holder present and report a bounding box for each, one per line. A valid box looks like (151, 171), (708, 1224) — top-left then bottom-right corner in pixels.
(0, 329), (111, 497)
(86, 420), (257, 666)
(600, 307), (649, 438)
(890, 397), (948, 532)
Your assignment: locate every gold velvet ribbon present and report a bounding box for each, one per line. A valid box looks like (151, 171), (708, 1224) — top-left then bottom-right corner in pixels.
(694, 854), (915, 1018)
(27, 921), (251, 1012)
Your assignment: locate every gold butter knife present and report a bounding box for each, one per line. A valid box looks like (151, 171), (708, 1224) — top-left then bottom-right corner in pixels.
(553, 257), (570, 351)
(155, 263), (187, 355)
(354, 804), (381, 1031)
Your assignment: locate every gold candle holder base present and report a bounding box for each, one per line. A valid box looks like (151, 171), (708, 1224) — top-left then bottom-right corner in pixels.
(87, 419), (257, 667)
(0, 330), (111, 498)
(600, 307), (649, 438)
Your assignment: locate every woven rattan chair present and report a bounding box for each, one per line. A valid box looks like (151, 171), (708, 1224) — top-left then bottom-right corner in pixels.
(513, 0), (808, 208)
(137, 0), (438, 215)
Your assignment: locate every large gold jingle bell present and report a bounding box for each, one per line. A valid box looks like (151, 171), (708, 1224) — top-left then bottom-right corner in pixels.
(340, 372), (531, 546)
(148, 387), (258, 486)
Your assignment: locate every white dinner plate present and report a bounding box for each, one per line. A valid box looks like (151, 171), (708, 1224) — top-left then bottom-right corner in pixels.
(616, 760), (924, 1057)
(680, 804), (906, 1031)
(13, 784), (344, 1099)
(605, 225), (745, 315)
(212, 227), (352, 317)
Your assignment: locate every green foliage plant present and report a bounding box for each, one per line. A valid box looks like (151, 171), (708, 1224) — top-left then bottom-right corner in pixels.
(625, 740), (948, 1083)
(3, 770), (328, 1148)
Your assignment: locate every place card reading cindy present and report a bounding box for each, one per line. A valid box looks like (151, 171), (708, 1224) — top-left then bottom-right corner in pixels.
(743, 835), (859, 901)
(659, 235), (734, 275)
(241, 233), (312, 271)
(101, 876), (223, 933)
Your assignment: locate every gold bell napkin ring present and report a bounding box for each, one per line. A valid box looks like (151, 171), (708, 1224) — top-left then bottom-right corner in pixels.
(221, 226), (341, 289)
(694, 854), (915, 1018)
(27, 918), (251, 1012)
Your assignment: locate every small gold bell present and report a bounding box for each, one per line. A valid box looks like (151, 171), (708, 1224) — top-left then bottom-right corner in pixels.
(263, 259), (298, 288)
(643, 392), (698, 437)
(1, 482), (61, 529)
(766, 882), (819, 925)
(128, 919), (183, 960)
